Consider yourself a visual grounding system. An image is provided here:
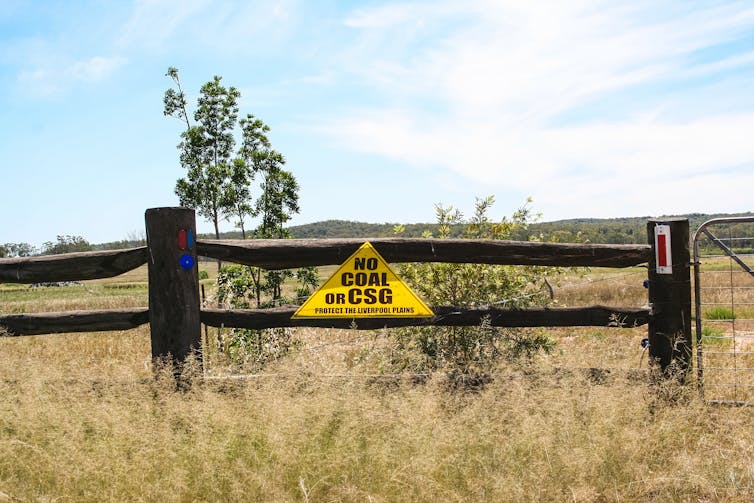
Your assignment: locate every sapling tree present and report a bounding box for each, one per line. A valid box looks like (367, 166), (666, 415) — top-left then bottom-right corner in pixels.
(163, 67), (190, 130)
(214, 150), (316, 369)
(164, 69), (304, 249)
(221, 114), (271, 239)
(42, 235), (92, 255)
(165, 70), (240, 241)
(251, 151), (308, 306)
(255, 152), (299, 238)
(388, 196), (559, 377)
(165, 67), (318, 367)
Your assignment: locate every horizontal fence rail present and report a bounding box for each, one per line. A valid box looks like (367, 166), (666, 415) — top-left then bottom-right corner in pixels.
(0, 239), (650, 285)
(200, 305), (651, 331)
(197, 238), (652, 270)
(1, 305), (651, 336)
(0, 247), (148, 283)
(0, 308), (149, 336)
(2, 208), (690, 375)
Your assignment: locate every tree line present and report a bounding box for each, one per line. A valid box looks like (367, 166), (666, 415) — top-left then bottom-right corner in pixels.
(0, 236), (92, 258)
(6, 210), (752, 260)
(285, 212), (754, 244)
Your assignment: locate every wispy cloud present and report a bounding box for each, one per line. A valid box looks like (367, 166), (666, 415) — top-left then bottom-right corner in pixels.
(118, 0), (299, 54)
(17, 55), (127, 98)
(320, 0), (754, 217)
(66, 56), (127, 82)
(117, 0), (210, 50)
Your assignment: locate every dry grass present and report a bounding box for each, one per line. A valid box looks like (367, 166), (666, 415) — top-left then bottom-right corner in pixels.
(554, 267), (648, 308)
(2, 268), (754, 501)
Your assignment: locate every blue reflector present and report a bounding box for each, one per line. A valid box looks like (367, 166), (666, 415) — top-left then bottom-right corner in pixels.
(179, 254), (195, 270)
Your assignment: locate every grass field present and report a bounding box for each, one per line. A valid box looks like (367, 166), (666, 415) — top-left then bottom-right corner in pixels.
(1, 264), (753, 501)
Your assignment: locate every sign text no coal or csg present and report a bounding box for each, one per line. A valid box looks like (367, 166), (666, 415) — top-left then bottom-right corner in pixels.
(291, 242), (434, 319)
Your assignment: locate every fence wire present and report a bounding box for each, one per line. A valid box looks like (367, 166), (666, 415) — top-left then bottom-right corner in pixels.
(203, 266), (651, 379)
(694, 217), (754, 405)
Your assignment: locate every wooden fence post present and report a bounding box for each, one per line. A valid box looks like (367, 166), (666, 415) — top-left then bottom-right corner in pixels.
(145, 207), (201, 368)
(647, 218), (692, 376)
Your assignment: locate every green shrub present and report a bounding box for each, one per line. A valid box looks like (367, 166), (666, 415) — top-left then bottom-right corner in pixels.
(198, 270), (209, 280)
(215, 264), (312, 369)
(387, 196), (560, 376)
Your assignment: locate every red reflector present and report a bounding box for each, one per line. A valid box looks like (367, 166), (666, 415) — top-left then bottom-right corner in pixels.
(657, 234), (667, 267)
(178, 229), (187, 250)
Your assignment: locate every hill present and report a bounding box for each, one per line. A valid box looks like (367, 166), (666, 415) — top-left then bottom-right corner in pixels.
(284, 212), (754, 244)
(93, 212), (753, 249)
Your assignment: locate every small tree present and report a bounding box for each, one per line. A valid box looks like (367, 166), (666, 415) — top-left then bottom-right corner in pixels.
(247, 153), (301, 303)
(2, 243), (37, 258)
(42, 235), (92, 255)
(216, 264), (302, 369)
(165, 71), (240, 242)
(221, 114), (272, 239)
(165, 68), (318, 367)
(388, 196), (558, 376)
(214, 154), (316, 369)
(255, 152), (299, 238)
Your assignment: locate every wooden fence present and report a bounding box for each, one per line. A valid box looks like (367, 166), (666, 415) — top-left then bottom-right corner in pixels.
(0, 208), (691, 373)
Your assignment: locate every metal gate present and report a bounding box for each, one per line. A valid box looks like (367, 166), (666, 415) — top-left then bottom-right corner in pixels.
(694, 217), (754, 404)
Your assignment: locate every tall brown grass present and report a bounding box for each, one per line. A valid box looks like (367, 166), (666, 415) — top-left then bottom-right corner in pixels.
(1, 270), (754, 501)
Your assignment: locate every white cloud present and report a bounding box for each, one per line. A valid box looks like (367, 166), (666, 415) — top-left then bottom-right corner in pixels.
(323, 112), (754, 186)
(66, 56), (127, 82)
(118, 0), (210, 49)
(341, 1), (754, 116)
(17, 55), (126, 97)
(317, 0), (754, 218)
(118, 0), (298, 53)
(345, 3), (434, 29)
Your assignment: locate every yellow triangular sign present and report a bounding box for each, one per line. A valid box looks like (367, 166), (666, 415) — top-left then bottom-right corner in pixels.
(292, 242), (434, 319)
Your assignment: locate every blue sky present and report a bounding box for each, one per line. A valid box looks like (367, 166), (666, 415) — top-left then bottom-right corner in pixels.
(3, 0), (754, 246)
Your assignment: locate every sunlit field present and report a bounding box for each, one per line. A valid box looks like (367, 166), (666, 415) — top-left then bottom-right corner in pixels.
(1, 265), (753, 501)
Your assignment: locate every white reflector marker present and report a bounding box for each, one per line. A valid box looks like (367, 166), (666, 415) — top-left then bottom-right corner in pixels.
(654, 224), (672, 274)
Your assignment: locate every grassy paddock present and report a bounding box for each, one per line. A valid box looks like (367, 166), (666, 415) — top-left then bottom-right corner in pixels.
(1, 269), (754, 501)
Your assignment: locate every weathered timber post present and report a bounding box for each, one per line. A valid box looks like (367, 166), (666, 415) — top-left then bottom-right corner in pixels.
(145, 207), (201, 368)
(647, 218), (692, 376)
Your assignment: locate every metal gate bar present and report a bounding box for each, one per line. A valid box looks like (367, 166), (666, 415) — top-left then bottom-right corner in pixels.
(700, 228), (754, 275)
(693, 216), (754, 405)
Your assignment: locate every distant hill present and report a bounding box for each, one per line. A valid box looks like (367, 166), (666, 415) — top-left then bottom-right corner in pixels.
(282, 212), (753, 244)
(146, 211), (754, 247)
(287, 220), (439, 239)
